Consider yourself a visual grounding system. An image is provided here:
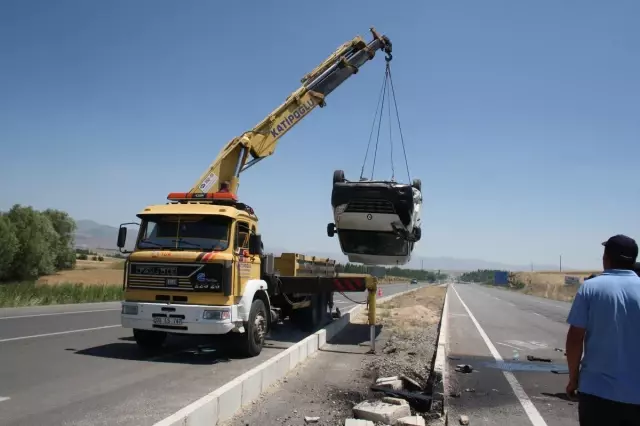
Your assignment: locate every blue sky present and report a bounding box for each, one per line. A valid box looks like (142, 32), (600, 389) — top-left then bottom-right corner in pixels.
(1, 0), (638, 269)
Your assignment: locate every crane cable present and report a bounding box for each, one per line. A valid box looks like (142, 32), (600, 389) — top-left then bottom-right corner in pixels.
(359, 58), (412, 183)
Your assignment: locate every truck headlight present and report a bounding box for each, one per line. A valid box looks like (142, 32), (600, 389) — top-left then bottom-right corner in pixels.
(203, 309), (230, 320)
(122, 304), (138, 315)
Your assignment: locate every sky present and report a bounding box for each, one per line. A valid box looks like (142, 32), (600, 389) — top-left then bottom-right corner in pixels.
(0, 0), (638, 269)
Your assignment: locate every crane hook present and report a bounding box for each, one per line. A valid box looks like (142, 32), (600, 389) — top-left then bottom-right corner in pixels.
(385, 52), (393, 62)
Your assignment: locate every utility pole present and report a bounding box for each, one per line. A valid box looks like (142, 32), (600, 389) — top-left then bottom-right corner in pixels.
(421, 259), (424, 271)
(560, 255), (562, 272)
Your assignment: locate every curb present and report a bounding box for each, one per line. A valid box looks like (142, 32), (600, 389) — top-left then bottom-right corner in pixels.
(428, 284), (450, 425)
(153, 285), (427, 426)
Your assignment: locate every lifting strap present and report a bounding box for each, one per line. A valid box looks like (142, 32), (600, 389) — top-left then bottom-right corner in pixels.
(359, 58), (412, 183)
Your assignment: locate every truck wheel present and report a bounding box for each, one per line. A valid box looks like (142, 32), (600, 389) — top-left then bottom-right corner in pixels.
(316, 292), (331, 326)
(333, 170), (345, 184)
(235, 299), (267, 358)
(412, 178), (422, 192)
(327, 223), (337, 237)
(291, 295), (320, 331)
(133, 329), (167, 351)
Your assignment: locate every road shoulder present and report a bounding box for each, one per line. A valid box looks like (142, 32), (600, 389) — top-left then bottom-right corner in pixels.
(225, 286), (446, 426)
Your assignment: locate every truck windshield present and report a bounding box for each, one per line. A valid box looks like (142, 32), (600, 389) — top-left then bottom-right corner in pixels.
(338, 230), (408, 257)
(137, 215), (231, 251)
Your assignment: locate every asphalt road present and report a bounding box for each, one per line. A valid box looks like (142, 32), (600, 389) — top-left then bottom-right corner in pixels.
(0, 282), (427, 426)
(447, 283), (578, 426)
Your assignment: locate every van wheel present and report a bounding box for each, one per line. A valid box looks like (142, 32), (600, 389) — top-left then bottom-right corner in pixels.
(133, 329), (167, 351)
(333, 170), (345, 184)
(234, 299), (267, 358)
(413, 227), (422, 242)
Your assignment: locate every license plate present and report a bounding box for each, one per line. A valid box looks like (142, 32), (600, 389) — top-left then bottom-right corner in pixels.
(153, 317), (183, 325)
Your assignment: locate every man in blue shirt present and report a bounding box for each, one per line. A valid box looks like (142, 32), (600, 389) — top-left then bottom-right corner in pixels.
(566, 234), (640, 425)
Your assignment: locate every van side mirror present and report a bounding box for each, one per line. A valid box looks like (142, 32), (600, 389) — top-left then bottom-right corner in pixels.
(117, 227), (127, 249)
(249, 234), (263, 256)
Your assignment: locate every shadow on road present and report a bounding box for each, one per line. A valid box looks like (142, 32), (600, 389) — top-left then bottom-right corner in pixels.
(71, 314), (362, 364)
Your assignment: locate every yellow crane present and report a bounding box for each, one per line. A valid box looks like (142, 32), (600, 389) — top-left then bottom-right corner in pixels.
(187, 28), (392, 197)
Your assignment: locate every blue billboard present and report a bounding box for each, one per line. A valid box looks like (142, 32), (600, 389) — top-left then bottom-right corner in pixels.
(494, 271), (509, 286)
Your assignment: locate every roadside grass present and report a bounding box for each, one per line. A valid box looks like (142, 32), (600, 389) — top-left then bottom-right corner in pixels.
(478, 271), (598, 302)
(0, 281), (123, 308)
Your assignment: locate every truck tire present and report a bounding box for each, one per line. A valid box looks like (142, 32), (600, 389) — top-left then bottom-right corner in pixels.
(234, 299), (267, 358)
(316, 291), (331, 326)
(291, 294), (320, 332)
(133, 329), (167, 351)
(333, 170), (345, 184)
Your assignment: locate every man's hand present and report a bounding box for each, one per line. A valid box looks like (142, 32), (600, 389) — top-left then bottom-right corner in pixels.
(566, 378), (579, 400)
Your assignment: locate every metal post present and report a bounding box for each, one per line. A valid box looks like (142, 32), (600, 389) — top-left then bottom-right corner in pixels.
(367, 287), (376, 352)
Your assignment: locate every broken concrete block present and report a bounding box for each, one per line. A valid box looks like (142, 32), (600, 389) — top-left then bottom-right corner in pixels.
(353, 399), (411, 424)
(376, 379), (403, 390)
(304, 416), (320, 423)
(382, 397), (408, 406)
(396, 415), (426, 426)
(376, 376), (400, 384)
(460, 414), (470, 425)
(345, 419), (374, 426)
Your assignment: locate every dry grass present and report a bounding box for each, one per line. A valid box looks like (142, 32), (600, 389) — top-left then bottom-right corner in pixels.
(37, 258), (125, 286)
(353, 285), (446, 329)
(511, 271), (599, 302)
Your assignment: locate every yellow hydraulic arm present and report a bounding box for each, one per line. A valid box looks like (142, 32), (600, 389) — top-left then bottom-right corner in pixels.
(188, 28), (392, 195)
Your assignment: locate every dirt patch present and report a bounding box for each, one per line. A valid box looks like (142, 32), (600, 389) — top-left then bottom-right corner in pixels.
(357, 286), (447, 390)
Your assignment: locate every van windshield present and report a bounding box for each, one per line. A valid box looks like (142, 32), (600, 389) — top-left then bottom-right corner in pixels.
(137, 214), (231, 251)
(338, 230), (408, 257)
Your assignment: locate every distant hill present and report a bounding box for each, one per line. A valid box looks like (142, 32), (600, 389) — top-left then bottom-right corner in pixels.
(74, 220), (568, 271)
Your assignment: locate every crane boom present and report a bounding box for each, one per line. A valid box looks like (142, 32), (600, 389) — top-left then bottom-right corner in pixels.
(189, 27), (392, 195)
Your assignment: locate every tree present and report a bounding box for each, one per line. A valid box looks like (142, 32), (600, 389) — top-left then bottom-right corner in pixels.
(42, 209), (77, 270)
(0, 215), (19, 281)
(5, 205), (58, 281)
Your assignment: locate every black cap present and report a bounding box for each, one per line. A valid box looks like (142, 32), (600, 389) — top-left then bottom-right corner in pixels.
(602, 234), (639, 260)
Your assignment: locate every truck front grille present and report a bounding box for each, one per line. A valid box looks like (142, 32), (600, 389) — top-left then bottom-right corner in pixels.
(127, 262), (225, 292)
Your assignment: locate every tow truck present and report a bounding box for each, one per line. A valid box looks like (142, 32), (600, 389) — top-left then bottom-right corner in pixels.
(116, 28), (392, 357)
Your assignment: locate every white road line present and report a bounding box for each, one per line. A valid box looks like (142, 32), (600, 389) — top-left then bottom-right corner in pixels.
(0, 308), (119, 320)
(0, 325), (121, 343)
(0, 396), (10, 403)
(451, 285), (548, 426)
(496, 341), (522, 350)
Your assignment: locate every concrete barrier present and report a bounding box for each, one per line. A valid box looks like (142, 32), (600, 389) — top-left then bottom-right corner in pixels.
(428, 285), (450, 425)
(154, 285), (428, 426)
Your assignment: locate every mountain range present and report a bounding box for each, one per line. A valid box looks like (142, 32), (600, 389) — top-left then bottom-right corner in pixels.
(74, 219), (565, 272)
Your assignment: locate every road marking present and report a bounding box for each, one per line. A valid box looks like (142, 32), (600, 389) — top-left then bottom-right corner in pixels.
(0, 396), (10, 403)
(0, 325), (121, 343)
(0, 308), (119, 320)
(496, 341), (522, 350)
(452, 285), (548, 426)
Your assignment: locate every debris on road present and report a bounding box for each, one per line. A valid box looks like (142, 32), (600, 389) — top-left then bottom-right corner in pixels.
(455, 364), (473, 373)
(352, 397), (411, 424)
(304, 416), (320, 423)
(459, 414), (470, 425)
(344, 419), (374, 426)
(396, 415), (427, 425)
(527, 355), (551, 363)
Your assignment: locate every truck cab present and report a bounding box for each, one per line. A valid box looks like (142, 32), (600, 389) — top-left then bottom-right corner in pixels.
(118, 192), (271, 356)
